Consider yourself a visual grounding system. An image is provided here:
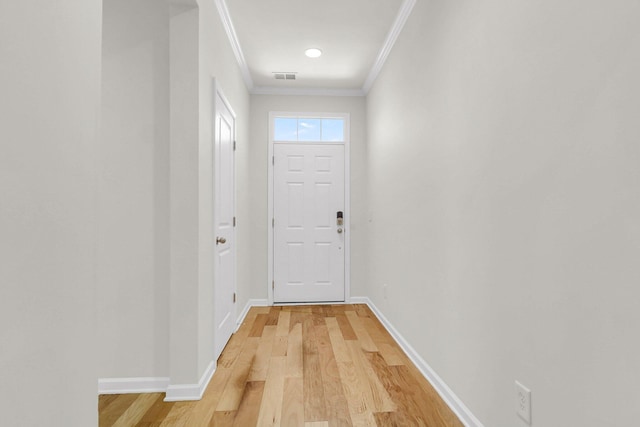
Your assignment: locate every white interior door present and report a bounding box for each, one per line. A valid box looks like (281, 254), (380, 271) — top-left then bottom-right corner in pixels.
(273, 143), (345, 303)
(214, 92), (236, 359)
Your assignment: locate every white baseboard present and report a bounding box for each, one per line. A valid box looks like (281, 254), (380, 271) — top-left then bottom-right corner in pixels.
(351, 296), (484, 427)
(99, 361), (216, 402)
(98, 377), (170, 395)
(164, 360), (216, 402)
(236, 298), (268, 330)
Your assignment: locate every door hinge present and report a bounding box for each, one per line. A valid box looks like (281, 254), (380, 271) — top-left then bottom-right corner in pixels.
(233, 216), (236, 227)
(233, 140), (236, 151)
(233, 292), (236, 303)
(272, 280), (274, 291)
(272, 218), (274, 227)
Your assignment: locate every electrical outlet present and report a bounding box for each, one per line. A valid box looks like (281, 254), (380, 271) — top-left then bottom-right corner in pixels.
(515, 381), (531, 424)
(383, 283), (388, 299)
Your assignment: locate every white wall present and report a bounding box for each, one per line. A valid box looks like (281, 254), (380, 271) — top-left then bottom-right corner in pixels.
(196, 0), (251, 379)
(248, 95), (368, 300)
(100, 0), (170, 379)
(0, 1), (102, 426)
(365, 1), (640, 426)
(168, 3), (201, 386)
(99, 0), (251, 389)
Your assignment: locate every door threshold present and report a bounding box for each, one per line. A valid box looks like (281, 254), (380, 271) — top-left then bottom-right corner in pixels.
(273, 300), (346, 306)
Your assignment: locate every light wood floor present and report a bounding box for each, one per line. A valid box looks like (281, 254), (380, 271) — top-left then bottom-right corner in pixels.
(99, 304), (463, 427)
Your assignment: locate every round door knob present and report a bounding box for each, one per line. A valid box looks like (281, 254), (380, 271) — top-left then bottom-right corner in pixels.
(216, 237), (227, 245)
(337, 228), (343, 234)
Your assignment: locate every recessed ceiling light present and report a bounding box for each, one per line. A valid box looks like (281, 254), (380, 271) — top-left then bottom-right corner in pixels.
(305, 48), (322, 58)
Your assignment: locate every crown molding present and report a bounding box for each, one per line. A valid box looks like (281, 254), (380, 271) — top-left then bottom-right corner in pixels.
(362, 0), (416, 94)
(214, 0), (254, 90)
(216, 0), (415, 97)
(251, 86), (365, 97)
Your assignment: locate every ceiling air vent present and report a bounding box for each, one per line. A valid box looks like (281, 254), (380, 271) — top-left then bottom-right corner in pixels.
(273, 72), (297, 80)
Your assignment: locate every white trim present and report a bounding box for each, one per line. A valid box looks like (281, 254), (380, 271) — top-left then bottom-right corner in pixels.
(268, 112), (351, 306)
(214, 0), (254, 91)
(212, 80), (238, 361)
(98, 377), (170, 395)
(237, 298), (269, 330)
(362, 0), (416, 94)
(164, 360), (216, 402)
(351, 296), (485, 427)
(252, 86), (365, 97)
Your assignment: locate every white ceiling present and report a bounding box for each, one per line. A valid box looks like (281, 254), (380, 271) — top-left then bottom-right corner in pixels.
(220, 0), (414, 95)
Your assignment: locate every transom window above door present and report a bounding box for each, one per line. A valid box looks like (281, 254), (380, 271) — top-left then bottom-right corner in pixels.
(273, 116), (346, 143)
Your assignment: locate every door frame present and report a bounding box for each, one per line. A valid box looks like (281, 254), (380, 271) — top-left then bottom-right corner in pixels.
(267, 111), (351, 305)
(213, 81), (237, 359)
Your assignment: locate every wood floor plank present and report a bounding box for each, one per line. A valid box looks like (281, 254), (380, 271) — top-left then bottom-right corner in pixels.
(303, 317), (327, 422)
(111, 393), (159, 427)
(281, 377), (304, 426)
(345, 311), (378, 352)
(365, 351), (423, 426)
(354, 304), (371, 318)
(158, 401), (197, 427)
(286, 322), (303, 378)
(325, 317), (351, 363)
(336, 361), (369, 423)
(100, 304), (463, 427)
(216, 336), (260, 411)
(231, 381), (265, 427)
(276, 310), (291, 336)
(316, 320), (353, 427)
(346, 339), (395, 413)
(361, 316), (392, 344)
(265, 306), (281, 325)
(99, 394), (120, 413)
(377, 342), (405, 367)
(256, 356), (286, 426)
(210, 411), (236, 427)
(249, 313), (269, 337)
(272, 335), (288, 357)
(289, 310), (306, 333)
(328, 304), (345, 314)
(362, 315), (406, 365)
(100, 394), (139, 427)
(373, 411), (405, 426)
(248, 325), (277, 381)
(134, 394), (173, 426)
(335, 312), (358, 341)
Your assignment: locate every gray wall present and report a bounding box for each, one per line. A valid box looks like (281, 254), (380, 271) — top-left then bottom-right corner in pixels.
(365, 0), (640, 426)
(0, 1), (102, 425)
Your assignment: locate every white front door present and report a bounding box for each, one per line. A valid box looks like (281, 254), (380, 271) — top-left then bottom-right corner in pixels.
(214, 91), (236, 359)
(273, 143), (345, 303)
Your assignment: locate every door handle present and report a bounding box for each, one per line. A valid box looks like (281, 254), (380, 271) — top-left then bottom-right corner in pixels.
(216, 237), (227, 245)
